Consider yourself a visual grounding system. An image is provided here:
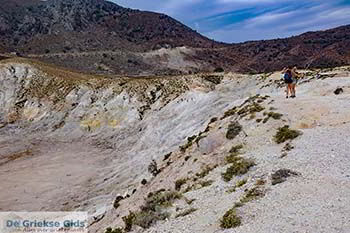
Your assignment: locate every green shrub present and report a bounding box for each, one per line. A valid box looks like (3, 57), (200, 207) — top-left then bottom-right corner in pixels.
(220, 207), (241, 229)
(240, 187), (265, 203)
(274, 125), (302, 144)
(122, 212), (136, 232)
(237, 103), (264, 117)
(225, 152), (241, 164)
(129, 190), (182, 229)
(199, 180), (214, 187)
(229, 144), (243, 154)
(262, 112), (283, 123)
(236, 179), (247, 188)
(180, 135), (197, 152)
(268, 112), (283, 119)
(175, 178), (188, 191)
(226, 122), (242, 140)
(133, 211), (169, 229)
(195, 165), (216, 178)
(148, 160), (160, 176)
(221, 107), (237, 120)
(222, 158), (255, 182)
(142, 190), (182, 212)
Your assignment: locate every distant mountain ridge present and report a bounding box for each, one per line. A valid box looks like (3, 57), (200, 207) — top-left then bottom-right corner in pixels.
(0, 0), (349, 75)
(0, 0), (220, 54)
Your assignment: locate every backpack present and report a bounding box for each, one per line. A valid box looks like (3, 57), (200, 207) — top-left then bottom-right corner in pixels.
(284, 71), (292, 83)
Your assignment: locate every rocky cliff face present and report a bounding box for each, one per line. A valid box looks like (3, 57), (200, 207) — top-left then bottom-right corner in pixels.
(1, 59), (350, 233)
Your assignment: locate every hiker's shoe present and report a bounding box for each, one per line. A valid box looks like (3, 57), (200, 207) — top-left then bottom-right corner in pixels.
(286, 96), (289, 99)
(291, 95), (296, 98)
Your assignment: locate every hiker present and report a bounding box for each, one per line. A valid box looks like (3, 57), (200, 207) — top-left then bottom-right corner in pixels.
(282, 67), (293, 98)
(290, 66), (301, 98)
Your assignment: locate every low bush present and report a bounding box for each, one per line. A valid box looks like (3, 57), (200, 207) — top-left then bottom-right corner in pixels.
(274, 125), (302, 144)
(220, 207), (241, 229)
(226, 122), (242, 140)
(240, 187), (265, 203)
(175, 178), (188, 191)
(222, 158), (255, 182)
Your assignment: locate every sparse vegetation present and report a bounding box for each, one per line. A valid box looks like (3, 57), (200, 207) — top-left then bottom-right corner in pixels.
(223, 144), (255, 182)
(175, 208), (198, 218)
(240, 187), (265, 203)
(221, 107), (237, 120)
(226, 186), (236, 193)
(185, 198), (196, 205)
(222, 158), (255, 182)
(113, 195), (124, 209)
(274, 125), (302, 144)
(237, 102), (264, 118)
(271, 169), (299, 185)
(229, 144), (244, 154)
(195, 135), (207, 146)
(199, 180), (214, 187)
(143, 190), (182, 211)
(163, 152), (172, 161)
(220, 207), (242, 229)
(225, 152), (241, 164)
(227, 179), (247, 193)
(105, 227), (123, 233)
(226, 121), (242, 140)
(180, 135), (197, 152)
(175, 178), (188, 191)
(203, 74), (222, 84)
(283, 143), (294, 151)
(195, 164), (217, 178)
(148, 160), (160, 176)
(121, 190), (182, 229)
(141, 179), (147, 185)
(132, 210), (169, 229)
(236, 179), (247, 188)
(122, 212), (136, 232)
(209, 117), (218, 123)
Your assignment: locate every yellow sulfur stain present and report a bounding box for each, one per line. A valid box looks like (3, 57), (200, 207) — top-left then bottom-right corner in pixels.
(108, 119), (121, 128)
(80, 119), (101, 131)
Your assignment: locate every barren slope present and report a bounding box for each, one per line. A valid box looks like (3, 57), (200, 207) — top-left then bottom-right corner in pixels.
(0, 59), (349, 233)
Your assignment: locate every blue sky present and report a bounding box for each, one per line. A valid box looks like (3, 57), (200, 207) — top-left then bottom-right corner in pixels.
(111, 0), (350, 43)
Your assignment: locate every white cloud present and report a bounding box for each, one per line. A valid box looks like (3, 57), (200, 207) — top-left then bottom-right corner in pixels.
(110, 0), (350, 43)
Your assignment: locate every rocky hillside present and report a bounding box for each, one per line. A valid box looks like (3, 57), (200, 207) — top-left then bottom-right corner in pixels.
(0, 0), (219, 54)
(1, 58), (350, 232)
(1, 0), (350, 75)
(211, 24), (350, 73)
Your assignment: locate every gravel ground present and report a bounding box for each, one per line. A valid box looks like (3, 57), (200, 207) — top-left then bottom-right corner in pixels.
(139, 76), (350, 233)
